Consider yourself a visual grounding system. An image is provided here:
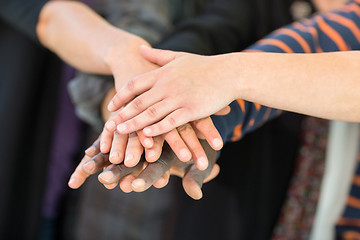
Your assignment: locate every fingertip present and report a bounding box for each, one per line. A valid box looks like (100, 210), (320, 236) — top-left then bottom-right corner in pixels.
(145, 149), (158, 162)
(68, 177), (80, 189)
(109, 151), (122, 164)
(105, 120), (116, 132)
(100, 143), (109, 154)
(179, 149), (191, 162)
(140, 44), (151, 51)
(183, 180), (203, 200)
(119, 176), (134, 193)
(124, 153), (138, 167)
(212, 138), (223, 150)
(132, 178), (146, 192)
(98, 170), (115, 184)
(117, 123), (127, 134)
(143, 127), (152, 136)
(104, 183), (118, 189)
(107, 100), (116, 112)
(143, 137), (153, 148)
(195, 156), (209, 171)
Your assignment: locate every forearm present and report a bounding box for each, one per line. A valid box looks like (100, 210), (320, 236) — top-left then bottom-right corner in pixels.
(36, 1), (148, 74)
(232, 51), (360, 122)
(215, 0), (360, 142)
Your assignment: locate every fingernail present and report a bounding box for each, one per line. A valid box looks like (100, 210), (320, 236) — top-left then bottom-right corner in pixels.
(100, 143), (107, 152)
(140, 44), (150, 49)
(143, 138), (152, 148)
(124, 153), (134, 164)
(143, 127), (152, 135)
(99, 171), (114, 182)
(147, 149), (156, 159)
(132, 179), (146, 190)
(212, 138), (223, 149)
(109, 151), (120, 161)
(83, 161), (95, 172)
(68, 177), (75, 186)
(117, 124), (126, 133)
(105, 121), (116, 131)
(107, 101), (115, 111)
(197, 157), (208, 170)
(179, 149), (191, 160)
(85, 145), (96, 156)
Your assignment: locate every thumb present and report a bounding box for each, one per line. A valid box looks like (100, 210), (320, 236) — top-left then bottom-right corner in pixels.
(140, 45), (184, 66)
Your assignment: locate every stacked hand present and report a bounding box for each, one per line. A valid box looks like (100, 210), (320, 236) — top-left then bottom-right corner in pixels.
(68, 138), (220, 200)
(106, 46), (234, 137)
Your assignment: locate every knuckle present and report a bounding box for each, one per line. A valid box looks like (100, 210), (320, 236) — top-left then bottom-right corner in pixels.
(167, 116), (177, 127)
(133, 98), (143, 110)
(126, 79), (136, 91)
(147, 106), (157, 118)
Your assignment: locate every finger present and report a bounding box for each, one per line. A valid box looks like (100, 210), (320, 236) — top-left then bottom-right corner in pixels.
(214, 106), (231, 115)
(68, 151), (112, 189)
(68, 155), (92, 189)
(104, 112), (123, 133)
(137, 130), (154, 149)
(182, 139), (218, 200)
(191, 117), (223, 151)
(203, 164), (220, 183)
(163, 129), (192, 162)
(145, 136), (164, 162)
(83, 152), (111, 174)
(100, 126), (113, 153)
(182, 165), (204, 200)
(119, 175), (136, 193)
(115, 90), (165, 130)
(169, 166), (184, 178)
(107, 74), (155, 112)
(84, 138), (100, 157)
(98, 160), (144, 185)
(103, 183), (119, 190)
(124, 132), (144, 167)
(116, 99), (175, 135)
(132, 143), (177, 192)
(140, 45), (185, 66)
(109, 131), (128, 164)
(142, 109), (191, 137)
(153, 171), (170, 189)
(177, 124), (208, 171)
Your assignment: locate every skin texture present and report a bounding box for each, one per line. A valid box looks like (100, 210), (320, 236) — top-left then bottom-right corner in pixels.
(102, 89), (225, 171)
(36, 0), (224, 169)
(68, 139), (220, 200)
(108, 46), (360, 137)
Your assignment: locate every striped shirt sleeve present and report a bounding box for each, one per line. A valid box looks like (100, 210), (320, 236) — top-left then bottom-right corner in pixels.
(213, 0), (360, 143)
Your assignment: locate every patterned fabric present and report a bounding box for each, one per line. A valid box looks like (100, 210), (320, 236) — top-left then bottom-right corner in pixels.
(272, 117), (329, 239)
(204, 0), (360, 146)
(236, 1), (360, 238)
(336, 150), (360, 239)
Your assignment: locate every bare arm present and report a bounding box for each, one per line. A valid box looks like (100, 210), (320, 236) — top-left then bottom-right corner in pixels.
(36, 0), (154, 88)
(232, 51), (360, 122)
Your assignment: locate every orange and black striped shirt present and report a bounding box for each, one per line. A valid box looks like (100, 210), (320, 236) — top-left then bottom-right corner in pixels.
(210, 1), (360, 237)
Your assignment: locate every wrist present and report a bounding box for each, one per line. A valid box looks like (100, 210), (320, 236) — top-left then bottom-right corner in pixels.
(102, 32), (151, 75)
(213, 53), (247, 101)
(226, 52), (258, 101)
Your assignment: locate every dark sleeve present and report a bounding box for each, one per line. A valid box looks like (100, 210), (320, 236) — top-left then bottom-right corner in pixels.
(0, 0), (49, 41)
(212, 0), (360, 143)
(155, 0), (251, 55)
